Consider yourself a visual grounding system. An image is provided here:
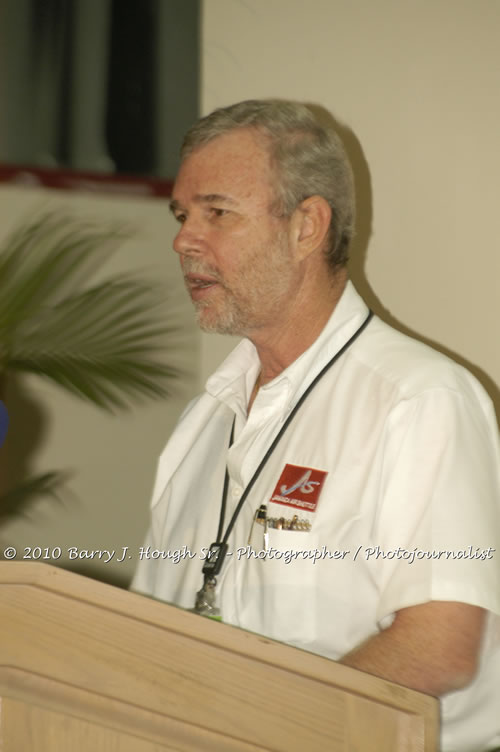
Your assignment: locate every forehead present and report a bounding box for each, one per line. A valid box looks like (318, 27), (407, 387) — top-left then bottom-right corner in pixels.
(173, 128), (276, 204)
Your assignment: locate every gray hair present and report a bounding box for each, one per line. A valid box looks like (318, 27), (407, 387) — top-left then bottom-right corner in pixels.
(181, 99), (355, 270)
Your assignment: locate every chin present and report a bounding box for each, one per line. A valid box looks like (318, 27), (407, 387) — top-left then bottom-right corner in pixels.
(199, 320), (240, 336)
(194, 298), (252, 336)
(197, 311), (242, 336)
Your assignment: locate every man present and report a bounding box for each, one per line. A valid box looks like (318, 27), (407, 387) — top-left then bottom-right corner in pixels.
(133, 100), (500, 751)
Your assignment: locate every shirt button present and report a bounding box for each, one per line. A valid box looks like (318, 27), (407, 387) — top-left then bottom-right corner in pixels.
(232, 487), (242, 499)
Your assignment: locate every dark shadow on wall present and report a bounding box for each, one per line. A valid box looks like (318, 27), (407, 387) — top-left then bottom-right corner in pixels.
(307, 102), (500, 422)
(1, 375), (51, 489)
(0, 374), (78, 554)
(0, 374), (69, 514)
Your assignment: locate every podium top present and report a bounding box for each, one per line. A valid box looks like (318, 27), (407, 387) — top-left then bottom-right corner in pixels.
(0, 562), (438, 751)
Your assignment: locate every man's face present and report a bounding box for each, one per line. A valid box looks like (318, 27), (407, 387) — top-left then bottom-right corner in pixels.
(170, 128), (299, 338)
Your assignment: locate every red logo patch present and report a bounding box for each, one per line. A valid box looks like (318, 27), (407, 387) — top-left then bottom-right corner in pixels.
(270, 464), (328, 512)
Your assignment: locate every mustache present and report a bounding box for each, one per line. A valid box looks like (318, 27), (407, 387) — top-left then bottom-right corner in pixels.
(182, 260), (223, 283)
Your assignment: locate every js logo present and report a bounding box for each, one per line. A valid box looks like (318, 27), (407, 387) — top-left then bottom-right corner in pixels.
(0, 401), (8, 448)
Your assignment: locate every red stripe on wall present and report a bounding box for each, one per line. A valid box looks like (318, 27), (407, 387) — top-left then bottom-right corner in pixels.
(0, 165), (174, 198)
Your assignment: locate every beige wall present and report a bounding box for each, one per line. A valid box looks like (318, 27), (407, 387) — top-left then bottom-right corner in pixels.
(0, 184), (199, 585)
(200, 0), (500, 415)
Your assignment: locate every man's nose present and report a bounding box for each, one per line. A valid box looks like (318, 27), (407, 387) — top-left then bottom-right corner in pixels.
(172, 217), (205, 257)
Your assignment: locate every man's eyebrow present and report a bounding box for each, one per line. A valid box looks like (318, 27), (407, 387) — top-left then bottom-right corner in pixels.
(195, 193), (238, 205)
(169, 194), (237, 214)
(169, 199), (182, 214)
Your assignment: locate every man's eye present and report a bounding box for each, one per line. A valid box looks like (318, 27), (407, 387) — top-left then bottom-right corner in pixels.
(210, 208), (228, 218)
(174, 212), (187, 223)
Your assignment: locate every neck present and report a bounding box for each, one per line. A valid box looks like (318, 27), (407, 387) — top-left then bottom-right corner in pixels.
(253, 268), (348, 386)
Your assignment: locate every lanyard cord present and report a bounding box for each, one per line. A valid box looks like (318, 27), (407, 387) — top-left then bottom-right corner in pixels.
(214, 309), (373, 549)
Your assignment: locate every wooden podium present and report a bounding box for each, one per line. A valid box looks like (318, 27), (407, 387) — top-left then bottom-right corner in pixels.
(0, 563), (439, 751)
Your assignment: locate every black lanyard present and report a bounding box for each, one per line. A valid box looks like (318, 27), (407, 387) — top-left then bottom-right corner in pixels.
(201, 309), (373, 581)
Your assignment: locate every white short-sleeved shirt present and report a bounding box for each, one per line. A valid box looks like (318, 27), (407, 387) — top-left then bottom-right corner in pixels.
(133, 282), (500, 752)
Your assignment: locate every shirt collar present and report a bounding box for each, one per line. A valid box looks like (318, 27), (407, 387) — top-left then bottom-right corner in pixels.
(205, 280), (369, 418)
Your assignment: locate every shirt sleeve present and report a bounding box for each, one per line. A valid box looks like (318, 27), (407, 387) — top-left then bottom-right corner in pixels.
(373, 384), (500, 627)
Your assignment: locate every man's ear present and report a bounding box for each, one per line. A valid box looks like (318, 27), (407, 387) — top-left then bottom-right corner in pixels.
(291, 195), (332, 262)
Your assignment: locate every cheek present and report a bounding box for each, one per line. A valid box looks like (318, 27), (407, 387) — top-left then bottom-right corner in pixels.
(213, 220), (285, 279)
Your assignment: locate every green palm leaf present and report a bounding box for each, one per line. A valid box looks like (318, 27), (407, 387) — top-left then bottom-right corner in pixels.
(0, 214), (125, 334)
(0, 472), (64, 523)
(0, 212), (180, 410)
